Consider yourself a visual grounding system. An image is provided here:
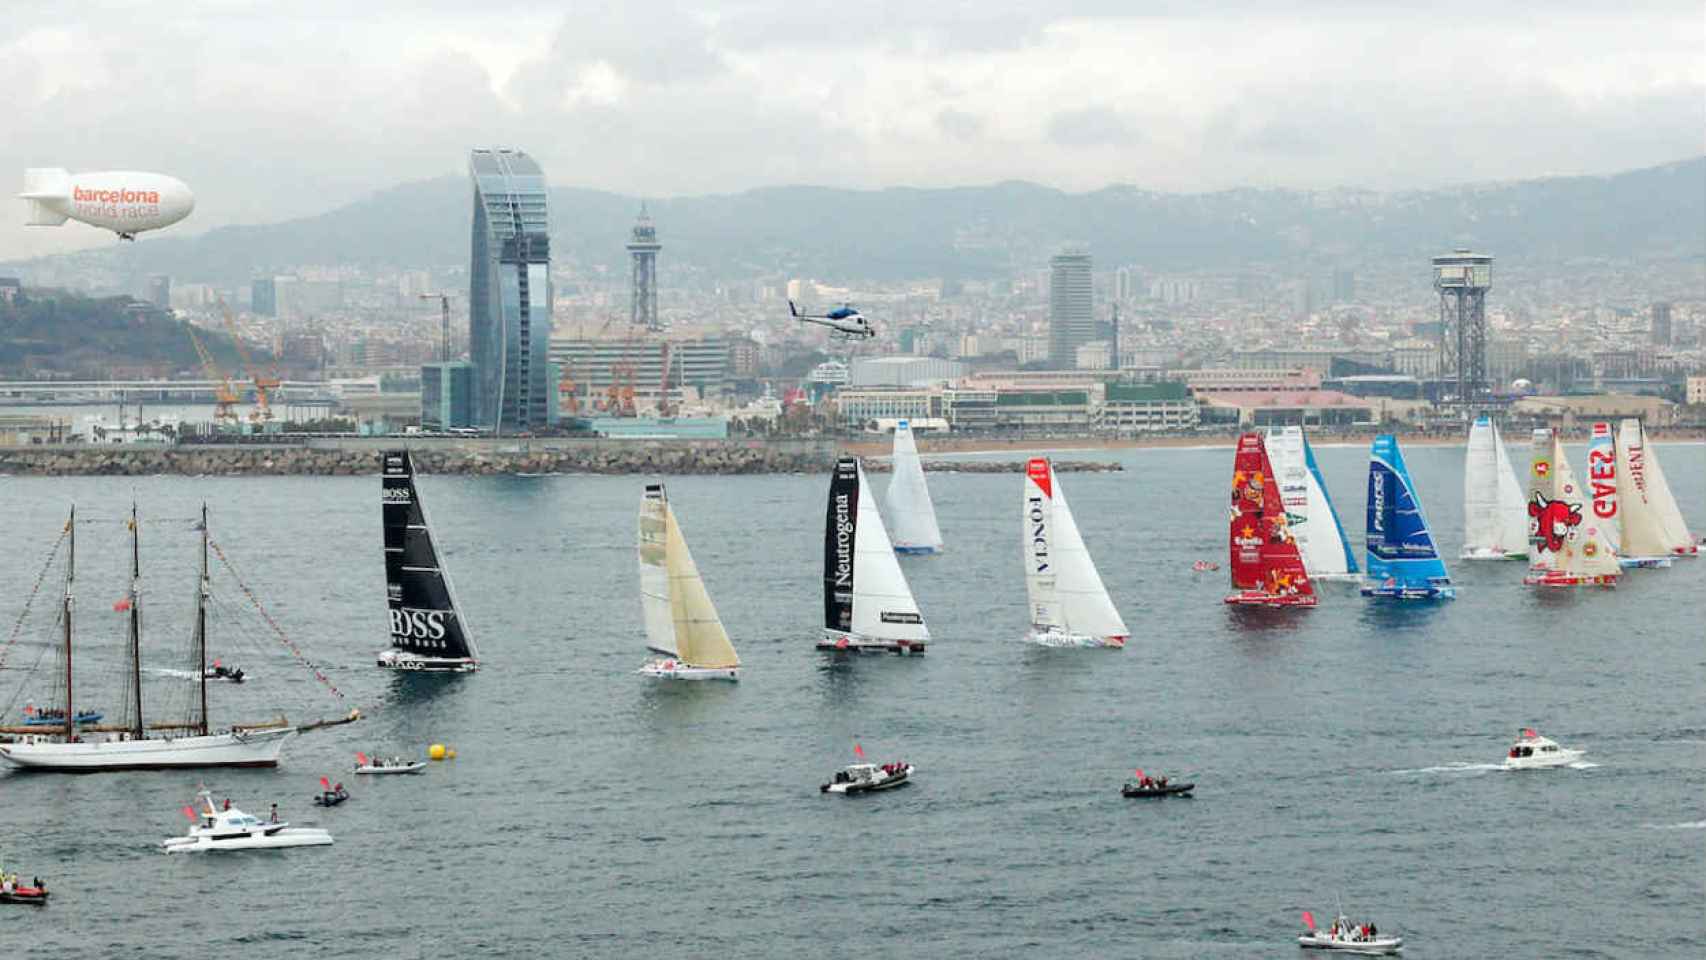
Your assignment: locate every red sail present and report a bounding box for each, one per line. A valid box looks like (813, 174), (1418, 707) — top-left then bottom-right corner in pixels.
(1226, 432), (1315, 601)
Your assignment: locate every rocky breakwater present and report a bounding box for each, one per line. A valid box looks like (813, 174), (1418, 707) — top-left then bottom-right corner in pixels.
(0, 439), (838, 477)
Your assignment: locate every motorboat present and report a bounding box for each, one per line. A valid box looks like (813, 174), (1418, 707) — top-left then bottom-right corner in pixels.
(1299, 911), (1401, 954)
(312, 776), (350, 806)
(821, 761), (914, 795)
(1121, 780), (1195, 798)
(206, 662), (246, 683)
(0, 875), (48, 905)
(20, 706), (102, 727)
(354, 752), (425, 775)
(1503, 728), (1584, 769)
(161, 789), (332, 854)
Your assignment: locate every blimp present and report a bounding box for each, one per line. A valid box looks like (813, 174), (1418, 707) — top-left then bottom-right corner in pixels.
(19, 168), (195, 240)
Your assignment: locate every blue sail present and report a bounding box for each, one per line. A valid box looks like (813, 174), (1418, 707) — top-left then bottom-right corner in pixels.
(1302, 433), (1359, 574)
(1362, 435), (1454, 599)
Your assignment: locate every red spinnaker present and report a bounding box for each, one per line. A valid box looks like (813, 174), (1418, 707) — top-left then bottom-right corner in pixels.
(1227, 432), (1314, 600)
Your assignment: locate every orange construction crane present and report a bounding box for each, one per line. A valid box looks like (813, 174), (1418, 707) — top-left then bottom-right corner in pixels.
(217, 299), (279, 421)
(186, 325), (240, 423)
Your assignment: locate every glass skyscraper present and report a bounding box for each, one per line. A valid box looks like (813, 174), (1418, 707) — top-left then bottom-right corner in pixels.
(1048, 250), (1094, 369)
(469, 148), (554, 433)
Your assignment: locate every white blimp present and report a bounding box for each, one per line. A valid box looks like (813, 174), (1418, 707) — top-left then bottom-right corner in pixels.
(19, 168), (195, 240)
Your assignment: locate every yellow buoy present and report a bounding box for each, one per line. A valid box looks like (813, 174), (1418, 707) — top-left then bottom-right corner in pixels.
(446, 748), (457, 760)
(428, 743), (447, 761)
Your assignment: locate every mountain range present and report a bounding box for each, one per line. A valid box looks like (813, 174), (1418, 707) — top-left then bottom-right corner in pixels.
(6, 157), (1702, 289)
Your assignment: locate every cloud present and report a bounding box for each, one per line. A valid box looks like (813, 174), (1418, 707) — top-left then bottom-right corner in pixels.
(0, 1), (1701, 260)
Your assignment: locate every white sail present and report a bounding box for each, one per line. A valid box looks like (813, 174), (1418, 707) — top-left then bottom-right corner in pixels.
(1527, 429), (1619, 578)
(1585, 422), (1622, 552)
(1618, 419), (1697, 556)
(1463, 417), (1528, 558)
(637, 487), (676, 656)
(664, 504), (739, 669)
(883, 420), (943, 553)
(1266, 427), (1354, 578)
(1022, 461), (1062, 631)
(1039, 461), (1126, 639)
(852, 461), (931, 642)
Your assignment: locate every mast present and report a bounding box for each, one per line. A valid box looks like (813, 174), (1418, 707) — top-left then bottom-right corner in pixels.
(62, 507), (75, 742)
(129, 504), (144, 740)
(196, 504), (210, 737)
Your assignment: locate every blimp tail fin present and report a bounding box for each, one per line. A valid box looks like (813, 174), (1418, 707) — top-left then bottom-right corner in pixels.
(21, 168), (70, 225)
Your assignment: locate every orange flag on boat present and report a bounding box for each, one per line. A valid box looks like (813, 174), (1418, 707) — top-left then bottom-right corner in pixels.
(356, 751), (369, 766)
(853, 742), (864, 759)
(1302, 910), (1315, 930)
(1134, 768), (1144, 779)
(320, 776), (331, 789)
(113, 597), (132, 612)
(181, 805), (197, 821)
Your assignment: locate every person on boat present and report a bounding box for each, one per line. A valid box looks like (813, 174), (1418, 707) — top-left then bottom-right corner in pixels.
(222, 798), (231, 811)
(1368, 922), (1378, 938)
(269, 803), (279, 824)
(1159, 776), (1169, 788)
(2, 876), (12, 894)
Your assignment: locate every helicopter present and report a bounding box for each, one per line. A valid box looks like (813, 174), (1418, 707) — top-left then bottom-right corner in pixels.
(788, 300), (874, 340)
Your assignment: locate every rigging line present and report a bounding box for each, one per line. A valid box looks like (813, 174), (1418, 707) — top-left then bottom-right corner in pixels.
(0, 526), (68, 674)
(206, 538), (346, 702)
(0, 622), (62, 721)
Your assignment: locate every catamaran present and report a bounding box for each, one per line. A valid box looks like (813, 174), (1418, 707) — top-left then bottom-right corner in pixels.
(636, 483), (741, 680)
(0, 506), (336, 771)
(1588, 421), (1670, 568)
(1021, 457), (1128, 647)
(378, 450), (479, 671)
(1225, 432), (1317, 607)
(1523, 428), (1619, 587)
(883, 419), (943, 554)
(1461, 415), (1529, 560)
(1615, 418), (1698, 559)
(1362, 435), (1454, 600)
(1267, 426), (1359, 581)
(817, 457), (930, 654)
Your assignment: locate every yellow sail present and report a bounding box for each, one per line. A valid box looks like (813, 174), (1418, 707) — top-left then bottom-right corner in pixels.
(637, 488), (675, 656)
(665, 504), (739, 668)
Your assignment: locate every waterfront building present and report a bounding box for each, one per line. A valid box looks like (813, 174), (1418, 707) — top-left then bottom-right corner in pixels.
(469, 148), (554, 434)
(420, 361), (476, 430)
(1096, 382), (1199, 433)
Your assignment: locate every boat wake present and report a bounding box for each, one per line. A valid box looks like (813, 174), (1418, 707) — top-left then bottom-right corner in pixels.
(1567, 760), (1600, 769)
(1643, 820), (1706, 830)
(1387, 762), (1505, 775)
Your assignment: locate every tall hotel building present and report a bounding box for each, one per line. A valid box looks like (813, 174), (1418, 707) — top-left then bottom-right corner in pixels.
(1048, 249), (1094, 369)
(469, 149), (554, 433)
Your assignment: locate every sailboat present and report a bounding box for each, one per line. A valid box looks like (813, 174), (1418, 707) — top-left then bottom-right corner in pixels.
(817, 457), (930, 654)
(1461, 415), (1529, 560)
(636, 483), (740, 680)
(1224, 432), (1316, 606)
(378, 450), (479, 671)
(1266, 426), (1359, 581)
(1361, 435), (1454, 599)
(1616, 418), (1699, 559)
(883, 419), (943, 554)
(1021, 457), (1128, 647)
(1589, 422), (1671, 569)
(1523, 428), (1619, 587)
(0, 506), (297, 771)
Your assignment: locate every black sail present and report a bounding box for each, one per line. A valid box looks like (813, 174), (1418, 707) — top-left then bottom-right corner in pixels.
(823, 457), (859, 632)
(382, 450), (475, 661)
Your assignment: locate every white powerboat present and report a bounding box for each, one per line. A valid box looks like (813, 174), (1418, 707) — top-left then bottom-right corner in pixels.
(821, 761), (914, 795)
(1299, 913), (1401, 954)
(161, 789), (332, 854)
(1503, 728), (1584, 769)
(354, 751), (425, 774)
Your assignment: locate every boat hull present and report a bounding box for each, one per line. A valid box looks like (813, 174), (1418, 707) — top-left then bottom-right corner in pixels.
(1298, 934), (1402, 954)
(0, 727), (292, 772)
(1224, 591), (1316, 607)
(1522, 571), (1617, 588)
(376, 650), (478, 672)
(354, 762), (426, 775)
(1024, 630), (1125, 649)
(1360, 583), (1455, 600)
(1121, 782), (1195, 798)
(892, 545), (941, 556)
(638, 659), (740, 681)
(162, 828), (332, 854)
(1618, 556), (1673, 569)
(816, 635), (926, 655)
(1503, 750), (1585, 770)
(1458, 548), (1527, 561)
(822, 764), (914, 794)
(0, 889), (49, 905)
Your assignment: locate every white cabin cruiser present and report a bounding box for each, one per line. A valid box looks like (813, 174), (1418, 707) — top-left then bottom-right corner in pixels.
(354, 752), (425, 775)
(1298, 915), (1402, 955)
(161, 789), (332, 853)
(1503, 728), (1584, 769)
(821, 761), (914, 795)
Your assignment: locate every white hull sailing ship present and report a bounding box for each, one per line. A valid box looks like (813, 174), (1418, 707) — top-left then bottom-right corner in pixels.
(378, 450), (480, 671)
(0, 507), (314, 771)
(636, 483), (741, 680)
(1461, 415), (1529, 560)
(1021, 457), (1128, 647)
(817, 457), (930, 654)
(883, 419), (943, 554)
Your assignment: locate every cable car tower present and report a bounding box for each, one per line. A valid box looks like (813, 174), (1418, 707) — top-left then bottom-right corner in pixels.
(1433, 249), (1492, 416)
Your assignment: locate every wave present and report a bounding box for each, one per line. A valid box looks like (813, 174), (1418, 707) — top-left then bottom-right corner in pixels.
(1386, 761), (1504, 775)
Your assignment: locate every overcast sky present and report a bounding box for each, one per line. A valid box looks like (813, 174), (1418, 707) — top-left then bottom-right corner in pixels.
(3, 0), (1701, 260)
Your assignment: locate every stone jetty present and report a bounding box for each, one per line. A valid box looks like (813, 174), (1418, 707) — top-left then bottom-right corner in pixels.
(0, 439), (1122, 477)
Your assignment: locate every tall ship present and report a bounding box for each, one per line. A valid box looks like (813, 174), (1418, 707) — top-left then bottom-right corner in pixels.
(1615, 419), (1699, 559)
(1461, 415), (1529, 560)
(1021, 457), (1128, 648)
(0, 507), (331, 771)
(1361, 435), (1454, 600)
(1224, 432), (1316, 607)
(1523, 428), (1619, 587)
(1266, 426), (1359, 581)
(883, 419), (943, 554)
(818, 457), (930, 654)
(636, 483), (741, 680)
(378, 450), (479, 671)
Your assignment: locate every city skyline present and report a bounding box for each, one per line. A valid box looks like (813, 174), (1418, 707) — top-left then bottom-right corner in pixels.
(4, 2), (1702, 260)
